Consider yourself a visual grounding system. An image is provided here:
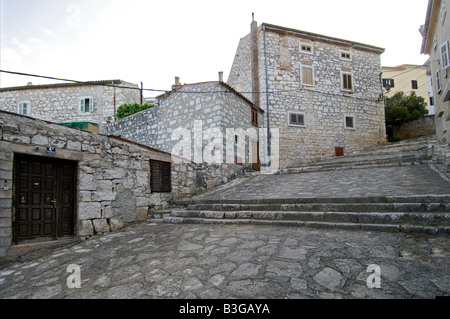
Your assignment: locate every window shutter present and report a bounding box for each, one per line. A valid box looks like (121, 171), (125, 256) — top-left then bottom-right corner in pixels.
(80, 99), (85, 113)
(150, 160), (171, 193)
(161, 162), (172, 193)
(441, 41), (449, 70)
(302, 66), (313, 85)
(89, 98), (94, 113)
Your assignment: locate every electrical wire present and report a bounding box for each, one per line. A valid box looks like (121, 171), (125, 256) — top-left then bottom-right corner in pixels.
(0, 69), (383, 102)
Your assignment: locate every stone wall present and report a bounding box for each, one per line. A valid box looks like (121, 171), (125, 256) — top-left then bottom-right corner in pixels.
(228, 23), (387, 167)
(393, 115), (436, 140)
(0, 110), (177, 257)
(0, 81), (141, 132)
(105, 81), (263, 172)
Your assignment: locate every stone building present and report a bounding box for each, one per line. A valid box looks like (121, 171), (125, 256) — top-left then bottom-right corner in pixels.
(0, 80), (141, 133)
(381, 64), (433, 114)
(228, 19), (387, 167)
(0, 110), (229, 258)
(105, 80), (265, 172)
(421, 0), (450, 144)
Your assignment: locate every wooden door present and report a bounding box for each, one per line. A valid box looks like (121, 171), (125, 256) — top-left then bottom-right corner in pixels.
(14, 155), (76, 244)
(251, 141), (261, 171)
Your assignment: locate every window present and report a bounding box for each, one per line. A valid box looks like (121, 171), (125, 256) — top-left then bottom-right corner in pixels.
(300, 42), (313, 55)
(150, 160), (171, 193)
(430, 97), (434, 106)
(440, 42), (449, 70)
(411, 80), (418, 90)
(18, 101), (31, 116)
(251, 108), (258, 127)
(436, 70), (442, 93)
(382, 78), (395, 89)
(301, 64), (314, 86)
(344, 116), (355, 129)
(288, 111), (306, 127)
(80, 97), (94, 113)
(342, 72), (353, 91)
(339, 50), (352, 61)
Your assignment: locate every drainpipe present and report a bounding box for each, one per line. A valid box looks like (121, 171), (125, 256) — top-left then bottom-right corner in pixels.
(263, 24), (271, 165)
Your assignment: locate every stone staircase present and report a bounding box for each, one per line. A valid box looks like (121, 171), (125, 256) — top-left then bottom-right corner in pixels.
(281, 135), (439, 174)
(154, 196), (450, 234)
(150, 135), (450, 234)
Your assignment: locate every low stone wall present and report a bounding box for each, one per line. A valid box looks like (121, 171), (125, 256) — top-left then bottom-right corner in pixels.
(393, 115), (436, 140)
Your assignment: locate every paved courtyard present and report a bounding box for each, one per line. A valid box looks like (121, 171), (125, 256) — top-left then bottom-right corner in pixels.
(0, 222), (449, 299)
(0, 163), (449, 301)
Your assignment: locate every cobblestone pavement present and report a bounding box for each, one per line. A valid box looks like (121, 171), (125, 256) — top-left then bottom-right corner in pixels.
(0, 223), (449, 299)
(194, 164), (450, 200)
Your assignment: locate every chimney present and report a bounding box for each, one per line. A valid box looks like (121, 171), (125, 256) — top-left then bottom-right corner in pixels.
(172, 76), (182, 91)
(218, 71), (224, 82)
(251, 13), (260, 106)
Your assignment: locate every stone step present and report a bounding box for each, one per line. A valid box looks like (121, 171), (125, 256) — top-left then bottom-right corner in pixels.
(283, 151), (432, 174)
(174, 195), (450, 205)
(168, 210), (450, 226)
(159, 215), (450, 235)
(175, 202), (450, 213)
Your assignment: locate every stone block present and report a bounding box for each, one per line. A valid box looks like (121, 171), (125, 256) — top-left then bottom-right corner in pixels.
(31, 134), (49, 146)
(93, 219), (110, 234)
(79, 172), (96, 191)
(78, 202), (102, 220)
(79, 220), (94, 237)
(108, 218), (123, 231)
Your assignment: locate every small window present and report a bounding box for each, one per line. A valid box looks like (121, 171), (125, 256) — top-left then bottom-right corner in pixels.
(382, 78), (395, 89)
(300, 42), (313, 54)
(440, 41), (449, 70)
(150, 160), (171, 193)
(288, 111), (306, 127)
(436, 70), (442, 93)
(342, 72), (353, 91)
(80, 97), (94, 113)
(344, 116), (355, 129)
(430, 96), (434, 106)
(340, 50), (352, 61)
(411, 80), (418, 90)
(18, 101), (31, 116)
(251, 108), (258, 127)
(301, 64), (314, 86)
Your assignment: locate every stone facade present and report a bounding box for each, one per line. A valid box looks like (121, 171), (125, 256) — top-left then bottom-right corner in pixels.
(105, 81), (264, 169)
(228, 22), (387, 167)
(0, 80), (141, 133)
(421, 0), (450, 145)
(0, 110), (203, 257)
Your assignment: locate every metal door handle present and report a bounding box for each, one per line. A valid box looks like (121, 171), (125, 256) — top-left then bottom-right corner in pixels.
(51, 199), (57, 208)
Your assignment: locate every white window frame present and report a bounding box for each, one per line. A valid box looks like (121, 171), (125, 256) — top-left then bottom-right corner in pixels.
(344, 115), (356, 130)
(18, 101), (31, 116)
(288, 111), (306, 128)
(339, 50), (352, 61)
(299, 42), (313, 55)
(440, 41), (449, 70)
(300, 63), (315, 87)
(436, 69), (442, 93)
(341, 71), (354, 92)
(79, 96), (94, 114)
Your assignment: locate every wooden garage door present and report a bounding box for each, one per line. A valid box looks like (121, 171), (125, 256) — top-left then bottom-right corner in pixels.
(14, 154), (77, 244)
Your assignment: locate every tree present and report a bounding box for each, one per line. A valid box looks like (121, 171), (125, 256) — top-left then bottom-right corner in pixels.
(116, 103), (154, 120)
(384, 91), (428, 142)
(385, 91), (428, 126)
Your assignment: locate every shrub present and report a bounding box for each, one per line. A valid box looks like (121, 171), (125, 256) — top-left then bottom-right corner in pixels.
(116, 103), (154, 119)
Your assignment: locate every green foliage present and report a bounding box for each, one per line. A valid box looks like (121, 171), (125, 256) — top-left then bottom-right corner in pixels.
(385, 91), (428, 126)
(116, 103), (154, 119)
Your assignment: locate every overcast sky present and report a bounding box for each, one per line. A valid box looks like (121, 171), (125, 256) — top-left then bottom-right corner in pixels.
(0, 0), (430, 97)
